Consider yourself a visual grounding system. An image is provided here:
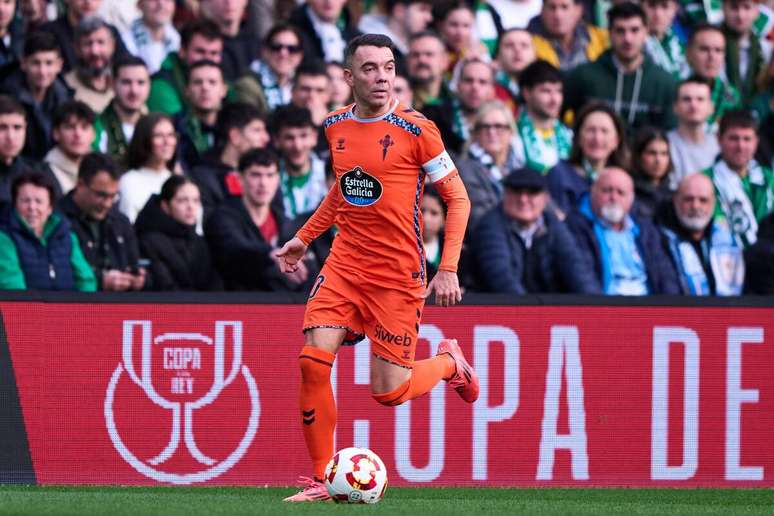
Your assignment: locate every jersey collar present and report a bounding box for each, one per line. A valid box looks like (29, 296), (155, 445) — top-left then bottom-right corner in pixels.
(349, 98), (399, 123)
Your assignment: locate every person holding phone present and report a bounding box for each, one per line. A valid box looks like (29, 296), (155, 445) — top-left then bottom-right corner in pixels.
(58, 152), (147, 291)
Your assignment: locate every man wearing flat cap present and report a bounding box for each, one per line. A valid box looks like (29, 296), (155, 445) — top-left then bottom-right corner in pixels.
(469, 167), (600, 294)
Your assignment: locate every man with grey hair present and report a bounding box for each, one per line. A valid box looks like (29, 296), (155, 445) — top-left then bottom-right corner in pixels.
(64, 17), (118, 113)
(41, 0), (128, 72)
(657, 173), (744, 295)
(565, 167), (679, 294)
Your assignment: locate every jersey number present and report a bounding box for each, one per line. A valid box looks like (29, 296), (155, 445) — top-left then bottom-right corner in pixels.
(309, 275), (325, 299)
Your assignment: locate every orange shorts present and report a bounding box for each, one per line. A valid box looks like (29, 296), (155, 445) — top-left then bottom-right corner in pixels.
(302, 263), (425, 368)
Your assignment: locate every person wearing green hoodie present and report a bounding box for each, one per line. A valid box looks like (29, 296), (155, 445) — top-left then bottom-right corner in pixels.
(147, 19), (223, 116)
(563, 2), (677, 133)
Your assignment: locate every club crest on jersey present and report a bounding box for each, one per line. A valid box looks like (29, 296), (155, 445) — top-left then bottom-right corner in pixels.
(340, 167), (383, 206)
(379, 134), (394, 160)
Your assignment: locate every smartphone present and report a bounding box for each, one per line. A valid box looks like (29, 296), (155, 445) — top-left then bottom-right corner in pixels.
(130, 259), (151, 274)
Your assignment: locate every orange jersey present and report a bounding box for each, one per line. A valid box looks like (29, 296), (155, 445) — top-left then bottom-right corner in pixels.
(299, 100), (464, 289)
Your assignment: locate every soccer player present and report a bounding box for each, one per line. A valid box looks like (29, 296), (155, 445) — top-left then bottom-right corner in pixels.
(277, 33), (477, 502)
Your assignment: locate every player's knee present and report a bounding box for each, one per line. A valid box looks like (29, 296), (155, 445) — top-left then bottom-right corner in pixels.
(299, 346), (334, 385)
(372, 379), (412, 406)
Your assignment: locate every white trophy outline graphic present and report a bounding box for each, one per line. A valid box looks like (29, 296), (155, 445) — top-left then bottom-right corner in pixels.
(105, 320), (260, 484)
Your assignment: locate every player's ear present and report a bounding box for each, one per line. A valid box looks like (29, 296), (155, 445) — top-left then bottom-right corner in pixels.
(343, 67), (354, 88)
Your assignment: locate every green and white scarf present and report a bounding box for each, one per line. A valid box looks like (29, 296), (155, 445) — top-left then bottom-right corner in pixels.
(450, 97), (471, 142)
(515, 111), (572, 173)
(679, 0), (723, 25)
(473, 0), (499, 58)
(709, 159), (763, 247)
(495, 69), (519, 99)
(279, 153), (328, 219)
(708, 76), (742, 128)
(644, 31), (686, 78)
(582, 158), (602, 183)
(753, 4), (774, 40)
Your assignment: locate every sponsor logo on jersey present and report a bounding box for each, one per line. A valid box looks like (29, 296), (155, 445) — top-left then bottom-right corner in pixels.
(340, 167), (383, 206)
(374, 323), (413, 347)
(336, 138), (345, 151)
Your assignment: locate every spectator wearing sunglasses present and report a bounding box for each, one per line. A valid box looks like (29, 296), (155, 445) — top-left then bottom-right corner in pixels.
(233, 24), (305, 112)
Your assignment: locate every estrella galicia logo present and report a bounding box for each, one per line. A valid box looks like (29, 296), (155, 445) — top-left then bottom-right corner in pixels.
(340, 167), (383, 206)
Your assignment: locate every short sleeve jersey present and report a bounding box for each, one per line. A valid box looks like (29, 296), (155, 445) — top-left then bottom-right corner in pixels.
(322, 99), (457, 288)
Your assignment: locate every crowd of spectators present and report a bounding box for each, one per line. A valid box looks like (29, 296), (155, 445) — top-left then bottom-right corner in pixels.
(0, 0), (772, 295)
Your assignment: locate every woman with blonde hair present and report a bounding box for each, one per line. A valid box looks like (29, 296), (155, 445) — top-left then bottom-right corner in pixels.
(460, 99), (520, 228)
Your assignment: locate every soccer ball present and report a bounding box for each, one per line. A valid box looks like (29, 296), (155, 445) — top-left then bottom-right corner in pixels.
(324, 447), (388, 504)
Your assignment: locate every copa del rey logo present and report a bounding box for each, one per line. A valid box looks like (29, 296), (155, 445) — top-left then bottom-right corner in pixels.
(104, 321), (260, 484)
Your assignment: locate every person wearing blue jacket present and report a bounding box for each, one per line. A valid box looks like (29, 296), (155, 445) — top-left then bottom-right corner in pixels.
(565, 167), (680, 295)
(470, 167), (600, 294)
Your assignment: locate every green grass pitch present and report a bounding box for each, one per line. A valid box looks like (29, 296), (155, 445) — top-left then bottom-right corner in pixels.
(2, 487), (774, 515)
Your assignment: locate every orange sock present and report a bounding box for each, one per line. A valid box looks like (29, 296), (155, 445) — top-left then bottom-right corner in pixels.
(372, 354), (455, 406)
(298, 345), (337, 481)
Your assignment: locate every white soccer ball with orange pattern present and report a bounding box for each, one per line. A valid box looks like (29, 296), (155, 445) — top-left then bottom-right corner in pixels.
(323, 447), (388, 504)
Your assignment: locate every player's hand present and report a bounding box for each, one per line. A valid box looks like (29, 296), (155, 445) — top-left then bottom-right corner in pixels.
(276, 237), (308, 274)
(424, 270), (462, 307)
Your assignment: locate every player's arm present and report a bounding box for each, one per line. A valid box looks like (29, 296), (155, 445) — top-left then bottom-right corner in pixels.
(422, 148), (471, 307)
(432, 167), (470, 273)
(277, 182), (340, 273)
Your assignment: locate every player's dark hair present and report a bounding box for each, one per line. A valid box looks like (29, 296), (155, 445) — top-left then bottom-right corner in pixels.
(519, 60), (563, 90)
(23, 30), (60, 58)
(568, 102), (630, 169)
(216, 102), (266, 144)
(79, 152), (120, 183)
(718, 109), (758, 136)
(127, 113), (176, 171)
(11, 170), (57, 206)
(607, 1), (647, 28)
(112, 54), (148, 78)
(344, 34), (395, 68)
(0, 95), (26, 118)
(159, 175), (198, 203)
(53, 100), (96, 128)
(238, 147), (279, 173)
(269, 104), (315, 134)
(180, 19), (222, 49)
(687, 23), (724, 48)
(187, 59), (224, 82)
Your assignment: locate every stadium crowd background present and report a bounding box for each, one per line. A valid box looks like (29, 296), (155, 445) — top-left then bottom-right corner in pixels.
(0, 0), (772, 296)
